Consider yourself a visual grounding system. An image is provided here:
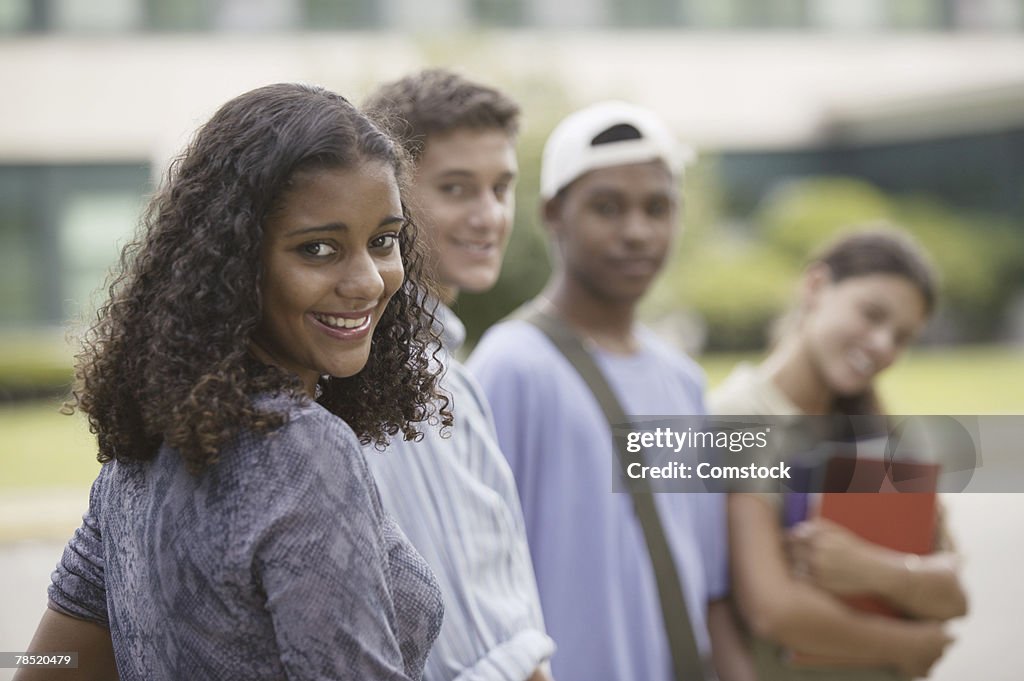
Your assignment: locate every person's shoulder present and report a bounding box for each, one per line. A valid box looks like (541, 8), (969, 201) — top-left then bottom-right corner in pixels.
(237, 394), (364, 477)
(708, 362), (805, 416)
(442, 357), (493, 417)
(469, 318), (562, 376)
(637, 327), (707, 387)
(708, 363), (769, 415)
(474, 317), (549, 352)
(226, 395), (384, 526)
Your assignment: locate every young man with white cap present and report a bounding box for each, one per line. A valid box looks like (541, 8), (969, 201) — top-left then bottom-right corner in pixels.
(362, 70), (554, 681)
(468, 101), (753, 681)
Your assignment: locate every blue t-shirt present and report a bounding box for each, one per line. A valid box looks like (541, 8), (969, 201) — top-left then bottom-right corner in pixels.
(49, 397), (444, 680)
(468, 319), (728, 681)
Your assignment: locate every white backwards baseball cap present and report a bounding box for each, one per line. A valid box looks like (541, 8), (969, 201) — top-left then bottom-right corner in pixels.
(540, 100), (693, 200)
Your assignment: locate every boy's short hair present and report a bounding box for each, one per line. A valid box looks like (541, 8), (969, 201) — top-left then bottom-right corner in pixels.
(364, 68), (520, 162)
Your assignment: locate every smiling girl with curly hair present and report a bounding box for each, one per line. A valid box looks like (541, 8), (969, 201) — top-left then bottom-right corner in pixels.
(19, 83), (451, 681)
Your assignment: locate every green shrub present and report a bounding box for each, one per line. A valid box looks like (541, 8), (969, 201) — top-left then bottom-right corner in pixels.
(0, 331), (74, 393)
(752, 176), (1021, 342)
(758, 177), (894, 261)
(648, 174), (1022, 351)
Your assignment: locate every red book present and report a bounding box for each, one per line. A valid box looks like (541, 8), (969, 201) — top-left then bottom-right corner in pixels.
(788, 456), (940, 667)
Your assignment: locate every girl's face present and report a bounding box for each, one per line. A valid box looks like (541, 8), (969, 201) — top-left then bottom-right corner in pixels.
(252, 161), (405, 395)
(802, 269), (929, 398)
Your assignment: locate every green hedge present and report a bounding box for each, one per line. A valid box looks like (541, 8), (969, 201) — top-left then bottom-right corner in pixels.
(0, 331), (74, 393)
(647, 172), (1024, 351)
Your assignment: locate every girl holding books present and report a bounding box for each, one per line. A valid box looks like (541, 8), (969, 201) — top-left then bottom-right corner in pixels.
(711, 228), (967, 680)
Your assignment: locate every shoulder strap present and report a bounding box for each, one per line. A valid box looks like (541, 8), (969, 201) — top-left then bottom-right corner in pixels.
(517, 304), (712, 681)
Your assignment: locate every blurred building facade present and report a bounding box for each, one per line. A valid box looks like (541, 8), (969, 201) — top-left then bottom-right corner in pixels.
(3, 0), (1024, 31)
(721, 83), (1024, 220)
(1, 0), (1023, 330)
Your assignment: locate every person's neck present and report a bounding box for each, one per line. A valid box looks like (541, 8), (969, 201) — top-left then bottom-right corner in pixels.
(762, 337), (832, 415)
(541, 276), (639, 354)
(438, 285), (457, 307)
(249, 341), (319, 398)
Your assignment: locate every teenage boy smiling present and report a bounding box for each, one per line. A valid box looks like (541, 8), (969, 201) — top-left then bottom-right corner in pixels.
(409, 117), (517, 301)
(363, 70), (554, 681)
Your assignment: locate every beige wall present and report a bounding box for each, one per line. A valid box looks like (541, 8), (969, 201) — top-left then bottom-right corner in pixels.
(2, 32), (1024, 165)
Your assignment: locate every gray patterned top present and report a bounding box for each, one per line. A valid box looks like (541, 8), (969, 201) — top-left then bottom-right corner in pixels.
(48, 396), (444, 680)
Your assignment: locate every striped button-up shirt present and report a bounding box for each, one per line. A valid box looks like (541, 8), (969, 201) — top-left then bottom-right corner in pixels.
(365, 303), (554, 681)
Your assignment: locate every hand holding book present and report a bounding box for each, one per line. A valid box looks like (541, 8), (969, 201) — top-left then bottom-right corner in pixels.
(789, 518), (903, 597)
(789, 516), (965, 620)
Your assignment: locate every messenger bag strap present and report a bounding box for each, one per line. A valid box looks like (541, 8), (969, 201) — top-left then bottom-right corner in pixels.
(517, 303), (711, 681)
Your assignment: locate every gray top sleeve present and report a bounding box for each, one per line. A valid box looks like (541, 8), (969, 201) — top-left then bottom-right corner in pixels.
(48, 466), (110, 626)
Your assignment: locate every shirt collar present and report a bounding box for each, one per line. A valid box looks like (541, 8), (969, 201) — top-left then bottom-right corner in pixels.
(431, 299), (465, 352)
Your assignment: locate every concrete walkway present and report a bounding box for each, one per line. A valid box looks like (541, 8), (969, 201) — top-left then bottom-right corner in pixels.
(0, 487), (89, 544)
(0, 488), (86, 681)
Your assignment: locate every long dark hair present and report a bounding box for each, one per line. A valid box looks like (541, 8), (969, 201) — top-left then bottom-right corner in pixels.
(814, 226), (937, 417)
(67, 83), (451, 472)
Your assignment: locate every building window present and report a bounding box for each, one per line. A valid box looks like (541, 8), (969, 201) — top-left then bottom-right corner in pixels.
(0, 0), (33, 32)
(144, 0), (211, 31)
(0, 165), (150, 327)
(304, 0), (381, 29)
(50, 0), (143, 31)
(610, 0), (682, 26)
(470, 0), (527, 27)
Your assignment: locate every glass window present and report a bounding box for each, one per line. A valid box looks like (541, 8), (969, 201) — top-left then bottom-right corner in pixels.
(739, 0), (807, 27)
(215, 0), (300, 30)
(304, 0), (380, 29)
(0, 165), (150, 328)
(144, 0), (211, 31)
(684, 0), (744, 28)
(0, 0), (33, 32)
(952, 0), (1024, 29)
(470, 0), (526, 27)
(0, 170), (41, 324)
(59, 191), (144, 320)
(809, 0), (886, 30)
(887, 0), (943, 28)
(50, 0), (142, 31)
(610, 0), (682, 26)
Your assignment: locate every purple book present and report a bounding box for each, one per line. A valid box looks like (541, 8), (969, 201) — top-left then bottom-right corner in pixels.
(783, 492), (809, 528)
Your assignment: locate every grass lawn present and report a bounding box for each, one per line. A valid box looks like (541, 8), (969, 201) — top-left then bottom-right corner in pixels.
(1, 344), (1021, 491)
(0, 398), (102, 491)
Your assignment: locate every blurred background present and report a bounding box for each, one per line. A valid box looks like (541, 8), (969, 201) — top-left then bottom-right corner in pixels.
(1, 1), (1023, 679)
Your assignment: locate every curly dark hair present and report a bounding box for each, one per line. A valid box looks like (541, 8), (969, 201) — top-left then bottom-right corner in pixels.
(67, 83), (451, 473)
(362, 68), (520, 161)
